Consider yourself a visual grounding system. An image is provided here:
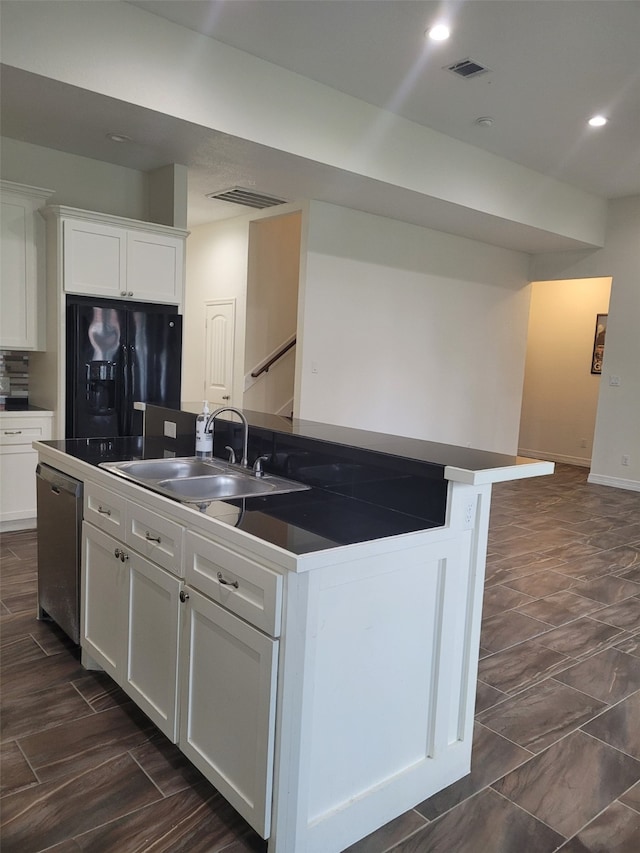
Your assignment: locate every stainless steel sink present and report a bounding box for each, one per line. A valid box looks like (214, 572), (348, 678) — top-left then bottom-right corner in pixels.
(157, 474), (290, 501)
(103, 458), (226, 481)
(99, 456), (310, 504)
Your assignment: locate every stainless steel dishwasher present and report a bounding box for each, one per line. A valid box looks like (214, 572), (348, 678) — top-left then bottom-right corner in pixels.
(36, 463), (83, 644)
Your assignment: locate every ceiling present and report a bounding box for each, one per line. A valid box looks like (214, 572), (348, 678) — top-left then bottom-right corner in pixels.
(2, 0), (640, 236)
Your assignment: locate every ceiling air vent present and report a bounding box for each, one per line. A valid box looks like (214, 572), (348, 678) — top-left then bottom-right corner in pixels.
(206, 187), (287, 209)
(445, 58), (491, 79)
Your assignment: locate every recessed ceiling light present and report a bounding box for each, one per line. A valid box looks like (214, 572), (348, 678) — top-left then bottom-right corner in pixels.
(588, 115), (608, 128)
(427, 24), (451, 41)
(106, 132), (132, 143)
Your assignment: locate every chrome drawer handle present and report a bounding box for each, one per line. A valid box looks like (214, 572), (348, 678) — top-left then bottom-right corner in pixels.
(217, 571), (238, 589)
(3, 430), (22, 435)
(145, 531), (161, 543)
(97, 506), (112, 516)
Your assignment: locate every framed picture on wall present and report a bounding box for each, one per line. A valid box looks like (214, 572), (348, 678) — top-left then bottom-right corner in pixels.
(591, 313), (607, 374)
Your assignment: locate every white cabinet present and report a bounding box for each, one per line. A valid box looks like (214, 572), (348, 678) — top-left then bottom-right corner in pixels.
(126, 229), (184, 304)
(63, 219), (126, 299)
(82, 518), (183, 741)
(179, 586), (279, 838)
(0, 412), (52, 529)
(82, 522), (127, 680)
(0, 181), (52, 350)
(61, 212), (186, 304)
(80, 480), (282, 837)
(126, 547), (182, 738)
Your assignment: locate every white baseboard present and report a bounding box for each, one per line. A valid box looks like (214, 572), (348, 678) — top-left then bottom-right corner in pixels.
(1, 517), (37, 533)
(587, 473), (640, 492)
(517, 448), (590, 468)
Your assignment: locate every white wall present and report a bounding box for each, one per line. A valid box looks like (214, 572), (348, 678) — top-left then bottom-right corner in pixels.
(530, 196), (640, 491)
(296, 202), (531, 454)
(0, 137), (148, 220)
(182, 218), (250, 405)
(518, 278), (611, 466)
(182, 202), (305, 405)
(2, 0), (607, 249)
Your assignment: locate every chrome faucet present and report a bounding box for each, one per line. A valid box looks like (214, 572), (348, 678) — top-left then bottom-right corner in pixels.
(205, 407), (249, 468)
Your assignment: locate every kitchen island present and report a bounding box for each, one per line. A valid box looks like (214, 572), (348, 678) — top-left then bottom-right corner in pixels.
(34, 413), (552, 853)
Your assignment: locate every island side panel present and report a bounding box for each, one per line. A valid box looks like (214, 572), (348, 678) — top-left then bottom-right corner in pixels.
(271, 523), (488, 850)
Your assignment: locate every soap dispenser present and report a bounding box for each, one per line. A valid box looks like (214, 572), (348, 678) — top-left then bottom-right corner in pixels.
(195, 401), (213, 457)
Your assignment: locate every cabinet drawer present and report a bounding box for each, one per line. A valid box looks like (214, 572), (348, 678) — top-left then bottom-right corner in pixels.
(126, 503), (184, 577)
(185, 531), (282, 636)
(0, 419), (51, 446)
(84, 482), (126, 536)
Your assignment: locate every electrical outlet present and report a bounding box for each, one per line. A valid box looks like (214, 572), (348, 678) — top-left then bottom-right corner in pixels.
(163, 420), (177, 439)
(621, 454), (630, 467)
(609, 375), (621, 386)
(464, 501), (475, 525)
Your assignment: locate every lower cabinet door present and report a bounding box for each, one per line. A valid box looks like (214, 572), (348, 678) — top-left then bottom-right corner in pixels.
(82, 523), (182, 742)
(126, 554), (182, 742)
(179, 587), (278, 839)
(82, 523), (126, 681)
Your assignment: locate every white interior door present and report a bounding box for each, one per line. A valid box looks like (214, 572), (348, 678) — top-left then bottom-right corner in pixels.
(204, 299), (235, 408)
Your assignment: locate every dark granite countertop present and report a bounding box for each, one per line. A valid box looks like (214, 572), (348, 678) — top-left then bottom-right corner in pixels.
(40, 437), (441, 555)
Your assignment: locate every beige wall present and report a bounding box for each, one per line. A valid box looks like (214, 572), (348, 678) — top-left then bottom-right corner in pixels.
(244, 213), (301, 415)
(518, 278), (612, 466)
(531, 196), (640, 491)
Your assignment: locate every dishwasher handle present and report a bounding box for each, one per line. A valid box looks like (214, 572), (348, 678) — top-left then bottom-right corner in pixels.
(36, 463), (83, 498)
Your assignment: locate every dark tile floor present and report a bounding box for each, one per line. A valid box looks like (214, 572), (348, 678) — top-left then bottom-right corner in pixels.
(1, 464), (639, 852)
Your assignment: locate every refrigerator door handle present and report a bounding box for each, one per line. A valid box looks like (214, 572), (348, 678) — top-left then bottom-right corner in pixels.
(119, 343), (130, 436)
(127, 344), (136, 435)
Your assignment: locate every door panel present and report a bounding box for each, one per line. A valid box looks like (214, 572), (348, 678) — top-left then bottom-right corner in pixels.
(126, 555), (182, 741)
(67, 303), (125, 439)
(179, 587), (277, 838)
(204, 300), (235, 407)
(129, 310), (182, 433)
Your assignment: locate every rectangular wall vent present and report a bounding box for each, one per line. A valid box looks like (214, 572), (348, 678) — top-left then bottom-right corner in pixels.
(445, 58), (491, 79)
(206, 187), (287, 209)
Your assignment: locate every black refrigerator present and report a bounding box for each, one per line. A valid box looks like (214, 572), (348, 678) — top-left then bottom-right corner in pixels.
(66, 296), (182, 439)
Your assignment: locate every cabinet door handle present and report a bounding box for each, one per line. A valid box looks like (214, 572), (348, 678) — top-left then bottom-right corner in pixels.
(145, 531), (161, 543)
(120, 291), (127, 297)
(216, 571), (239, 589)
(179, 590), (189, 603)
(3, 430), (22, 435)
(97, 506), (112, 516)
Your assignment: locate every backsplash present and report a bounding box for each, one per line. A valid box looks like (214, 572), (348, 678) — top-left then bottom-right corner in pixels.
(0, 350), (29, 409)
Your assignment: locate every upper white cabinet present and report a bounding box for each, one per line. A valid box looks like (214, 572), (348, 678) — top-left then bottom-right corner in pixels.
(48, 206), (188, 306)
(0, 181), (52, 350)
(63, 219), (126, 299)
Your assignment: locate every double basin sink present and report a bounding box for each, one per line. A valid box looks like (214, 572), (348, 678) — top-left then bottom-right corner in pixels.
(100, 456), (310, 505)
